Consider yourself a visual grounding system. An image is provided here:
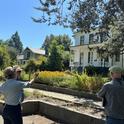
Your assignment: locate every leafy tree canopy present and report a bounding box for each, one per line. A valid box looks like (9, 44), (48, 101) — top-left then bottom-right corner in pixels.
(42, 34), (72, 56)
(33, 0), (124, 32)
(0, 44), (11, 69)
(33, 0), (124, 63)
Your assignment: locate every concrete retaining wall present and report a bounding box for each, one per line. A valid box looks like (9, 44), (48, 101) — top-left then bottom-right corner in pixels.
(31, 83), (101, 101)
(38, 101), (105, 124)
(0, 100), (105, 124)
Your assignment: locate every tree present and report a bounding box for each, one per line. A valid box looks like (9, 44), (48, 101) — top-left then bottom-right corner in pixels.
(42, 34), (71, 70)
(42, 34), (72, 56)
(0, 44), (11, 69)
(6, 31), (23, 53)
(56, 34), (72, 51)
(47, 41), (63, 71)
(34, 0), (124, 67)
(33, 0), (124, 32)
(117, 0), (124, 12)
(42, 34), (54, 56)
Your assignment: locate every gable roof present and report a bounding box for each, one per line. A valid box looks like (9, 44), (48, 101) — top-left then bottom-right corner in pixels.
(25, 47), (45, 55)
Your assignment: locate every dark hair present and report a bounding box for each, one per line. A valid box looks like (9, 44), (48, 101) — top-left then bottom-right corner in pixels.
(4, 67), (15, 79)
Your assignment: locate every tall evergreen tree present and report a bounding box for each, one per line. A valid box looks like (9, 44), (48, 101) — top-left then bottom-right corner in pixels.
(7, 31), (23, 53)
(42, 34), (71, 54)
(48, 41), (63, 71)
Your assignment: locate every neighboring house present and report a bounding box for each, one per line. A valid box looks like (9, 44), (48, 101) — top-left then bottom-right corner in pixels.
(17, 47), (45, 64)
(70, 29), (123, 71)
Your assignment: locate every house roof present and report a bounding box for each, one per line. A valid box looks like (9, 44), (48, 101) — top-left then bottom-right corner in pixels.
(25, 47), (45, 55)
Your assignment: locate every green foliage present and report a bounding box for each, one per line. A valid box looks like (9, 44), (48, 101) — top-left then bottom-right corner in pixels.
(84, 66), (109, 76)
(36, 56), (47, 71)
(42, 34), (72, 55)
(36, 71), (107, 93)
(0, 44), (11, 69)
(24, 90), (44, 99)
(20, 71), (29, 81)
(6, 31), (23, 53)
(0, 70), (4, 81)
(42, 34), (71, 70)
(33, 0), (123, 31)
(33, 0), (124, 57)
(47, 41), (63, 71)
(7, 47), (17, 65)
(25, 59), (37, 73)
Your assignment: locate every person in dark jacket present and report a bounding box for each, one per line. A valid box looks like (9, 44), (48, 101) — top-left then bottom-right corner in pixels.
(97, 65), (124, 124)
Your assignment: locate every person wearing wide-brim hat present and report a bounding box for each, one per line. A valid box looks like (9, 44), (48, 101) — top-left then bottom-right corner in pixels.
(13, 65), (25, 103)
(13, 65), (23, 80)
(97, 65), (124, 124)
(0, 66), (38, 124)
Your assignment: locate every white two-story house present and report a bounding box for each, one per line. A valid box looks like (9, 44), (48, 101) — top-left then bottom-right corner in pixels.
(70, 29), (123, 71)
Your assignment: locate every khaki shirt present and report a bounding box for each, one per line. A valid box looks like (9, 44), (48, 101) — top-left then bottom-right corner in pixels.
(97, 79), (124, 119)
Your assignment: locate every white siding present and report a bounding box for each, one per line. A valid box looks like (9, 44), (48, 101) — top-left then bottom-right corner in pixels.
(70, 29), (124, 68)
(84, 33), (89, 44)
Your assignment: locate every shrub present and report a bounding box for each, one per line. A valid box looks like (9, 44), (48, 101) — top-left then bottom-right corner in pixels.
(72, 73), (107, 93)
(0, 70), (4, 81)
(37, 71), (70, 86)
(84, 66), (109, 76)
(34, 71), (108, 93)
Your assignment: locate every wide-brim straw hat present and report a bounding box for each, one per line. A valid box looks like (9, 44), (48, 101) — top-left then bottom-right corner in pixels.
(13, 65), (22, 72)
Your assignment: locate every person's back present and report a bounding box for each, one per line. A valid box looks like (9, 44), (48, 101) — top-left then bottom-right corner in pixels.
(103, 80), (124, 119)
(1, 79), (25, 105)
(97, 65), (124, 124)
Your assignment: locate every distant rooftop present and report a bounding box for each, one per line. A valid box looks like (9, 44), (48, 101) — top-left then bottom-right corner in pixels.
(25, 47), (45, 55)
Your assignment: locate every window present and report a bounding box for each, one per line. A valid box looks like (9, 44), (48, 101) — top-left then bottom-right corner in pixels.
(94, 33), (99, 42)
(100, 31), (108, 42)
(88, 52), (93, 64)
(80, 35), (84, 45)
(115, 53), (120, 62)
(89, 34), (94, 43)
(70, 50), (74, 62)
(80, 52), (84, 65)
(105, 57), (109, 62)
(26, 51), (30, 59)
(88, 52), (90, 63)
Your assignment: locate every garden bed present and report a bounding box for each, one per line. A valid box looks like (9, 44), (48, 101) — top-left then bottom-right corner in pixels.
(25, 91), (105, 119)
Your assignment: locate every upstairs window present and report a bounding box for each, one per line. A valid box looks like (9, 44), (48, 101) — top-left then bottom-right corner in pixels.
(26, 51), (30, 59)
(88, 52), (93, 64)
(100, 31), (108, 42)
(89, 34), (94, 44)
(80, 52), (84, 65)
(70, 50), (74, 62)
(80, 35), (84, 45)
(115, 53), (120, 62)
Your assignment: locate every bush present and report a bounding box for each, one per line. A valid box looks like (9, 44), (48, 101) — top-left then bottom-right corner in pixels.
(84, 66), (109, 76)
(0, 70), (4, 81)
(34, 71), (108, 93)
(70, 73), (108, 93)
(37, 71), (70, 86)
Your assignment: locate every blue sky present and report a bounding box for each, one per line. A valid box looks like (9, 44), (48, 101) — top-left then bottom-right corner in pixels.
(0, 0), (73, 48)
